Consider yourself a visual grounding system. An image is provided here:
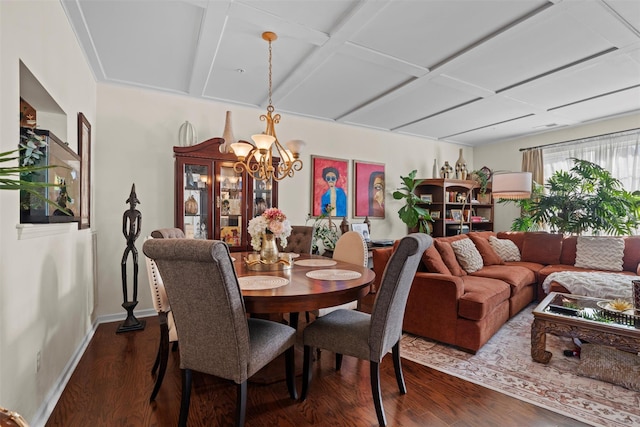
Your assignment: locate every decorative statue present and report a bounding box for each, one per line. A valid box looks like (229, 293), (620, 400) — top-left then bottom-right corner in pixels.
(117, 183), (145, 333)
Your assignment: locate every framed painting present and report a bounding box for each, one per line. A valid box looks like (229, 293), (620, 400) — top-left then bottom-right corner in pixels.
(311, 156), (348, 217)
(353, 160), (384, 218)
(78, 112), (91, 229)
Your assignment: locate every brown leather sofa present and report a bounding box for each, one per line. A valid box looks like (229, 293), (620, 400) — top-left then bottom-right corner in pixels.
(372, 231), (640, 353)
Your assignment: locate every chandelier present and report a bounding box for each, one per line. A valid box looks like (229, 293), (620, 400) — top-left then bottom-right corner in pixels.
(231, 32), (305, 182)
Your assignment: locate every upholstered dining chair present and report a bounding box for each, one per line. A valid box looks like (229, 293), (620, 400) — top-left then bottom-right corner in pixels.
(142, 238), (297, 427)
(300, 233), (432, 427)
(282, 225), (314, 254)
(144, 227), (185, 401)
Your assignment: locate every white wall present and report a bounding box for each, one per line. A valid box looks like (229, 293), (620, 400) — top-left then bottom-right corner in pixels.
(474, 113), (640, 231)
(94, 83), (471, 318)
(0, 0), (97, 423)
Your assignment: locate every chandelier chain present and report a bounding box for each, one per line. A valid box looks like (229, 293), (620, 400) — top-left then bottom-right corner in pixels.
(268, 38), (273, 107)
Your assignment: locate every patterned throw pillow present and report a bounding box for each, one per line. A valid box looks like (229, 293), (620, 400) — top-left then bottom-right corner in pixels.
(489, 236), (521, 262)
(451, 238), (484, 273)
(575, 236), (624, 271)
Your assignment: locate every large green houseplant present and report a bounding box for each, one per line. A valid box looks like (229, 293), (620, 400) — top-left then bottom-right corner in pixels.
(503, 158), (640, 235)
(393, 169), (432, 234)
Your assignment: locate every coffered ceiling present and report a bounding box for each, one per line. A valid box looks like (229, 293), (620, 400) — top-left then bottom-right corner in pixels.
(61, 0), (640, 146)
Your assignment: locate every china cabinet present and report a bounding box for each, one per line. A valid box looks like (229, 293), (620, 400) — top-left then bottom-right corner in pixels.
(414, 178), (493, 237)
(174, 138), (278, 251)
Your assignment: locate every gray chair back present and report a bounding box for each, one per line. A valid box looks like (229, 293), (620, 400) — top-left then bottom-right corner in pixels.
(143, 238), (251, 383)
(151, 228), (186, 239)
(283, 225), (314, 254)
(369, 233), (431, 361)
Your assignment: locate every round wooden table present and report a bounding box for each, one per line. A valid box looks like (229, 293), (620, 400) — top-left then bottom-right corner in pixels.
(233, 252), (375, 329)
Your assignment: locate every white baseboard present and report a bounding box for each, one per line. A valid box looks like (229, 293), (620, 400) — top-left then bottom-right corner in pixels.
(29, 309), (157, 427)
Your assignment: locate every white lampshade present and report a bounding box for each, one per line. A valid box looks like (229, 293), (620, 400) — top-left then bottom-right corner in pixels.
(251, 134), (276, 151)
(284, 139), (305, 155)
(492, 172), (532, 199)
(230, 141), (254, 159)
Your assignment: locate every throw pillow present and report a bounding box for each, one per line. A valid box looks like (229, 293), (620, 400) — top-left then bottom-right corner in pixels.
(575, 236), (624, 271)
(421, 245), (452, 275)
(577, 344), (640, 392)
(451, 238), (484, 273)
(434, 240), (467, 276)
(521, 233), (563, 265)
(489, 236), (521, 262)
(469, 233), (503, 265)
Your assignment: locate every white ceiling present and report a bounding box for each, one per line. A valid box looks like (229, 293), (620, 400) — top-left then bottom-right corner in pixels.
(61, 0), (640, 146)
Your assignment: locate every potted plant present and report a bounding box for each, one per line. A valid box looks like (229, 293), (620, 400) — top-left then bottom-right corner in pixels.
(469, 168), (490, 195)
(306, 204), (340, 254)
(1, 131), (69, 214)
(392, 169), (432, 234)
(501, 158), (640, 235)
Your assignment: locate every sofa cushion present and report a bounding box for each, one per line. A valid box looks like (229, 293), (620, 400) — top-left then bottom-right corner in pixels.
(496, 231), (526, 252)
(451, 238), (484, 273)
(458, 276), (510, 321)
(421, 245), (452, 275)
(560, 236), (578, 265)
(575, 236), (624, 272)
(489, 236), (521, 262)
(470, 265), (536, 292)
(469, 233), (503, 265)
(521, 233), (563, 265)
(623, 235), (640, 272)
(434, 238), (467, 277)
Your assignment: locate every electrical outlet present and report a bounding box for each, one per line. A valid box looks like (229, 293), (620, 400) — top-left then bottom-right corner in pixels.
(36, 350), (41, 373)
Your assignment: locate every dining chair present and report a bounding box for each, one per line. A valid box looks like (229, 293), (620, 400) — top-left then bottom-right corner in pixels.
(282, 225), (314, 254)
(144, 227), (184, 401)
(314, 231), (368, 317)
(142, 238), (297, 427)
(300, 233), (432, 427)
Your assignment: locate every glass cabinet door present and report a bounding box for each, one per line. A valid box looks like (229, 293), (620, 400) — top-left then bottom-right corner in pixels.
(182, 163), (210, 239)
(252, 176), (273, 217)
(218, 164), (243, 247)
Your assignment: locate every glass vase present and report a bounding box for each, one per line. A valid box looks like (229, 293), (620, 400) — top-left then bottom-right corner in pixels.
(260, 232), (279, 264)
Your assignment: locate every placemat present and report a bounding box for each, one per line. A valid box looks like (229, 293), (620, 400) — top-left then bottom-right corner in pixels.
(294, 259), (337, 267)
(305, 269), (362, 280)
(238, 276), (289, 290)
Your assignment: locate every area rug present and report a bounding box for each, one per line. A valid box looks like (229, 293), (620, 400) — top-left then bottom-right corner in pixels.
(400, 305), (640, 427)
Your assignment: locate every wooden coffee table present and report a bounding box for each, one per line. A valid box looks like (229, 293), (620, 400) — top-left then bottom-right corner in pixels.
(531, 292), (640, 363)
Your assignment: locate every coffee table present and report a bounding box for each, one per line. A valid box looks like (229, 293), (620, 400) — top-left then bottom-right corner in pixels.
(531, 292), (640, 363)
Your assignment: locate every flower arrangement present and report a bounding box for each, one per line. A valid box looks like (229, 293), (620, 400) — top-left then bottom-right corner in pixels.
(248, 207), (292, 252)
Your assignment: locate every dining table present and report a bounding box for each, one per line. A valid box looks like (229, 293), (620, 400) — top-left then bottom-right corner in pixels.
(232, 252), (375, 330)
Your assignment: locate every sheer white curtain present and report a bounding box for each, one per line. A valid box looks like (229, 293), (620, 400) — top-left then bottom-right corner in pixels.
(542, 129), (640, 192)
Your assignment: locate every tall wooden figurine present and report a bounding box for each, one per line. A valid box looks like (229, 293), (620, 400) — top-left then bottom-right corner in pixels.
(116, 184), (146, 333)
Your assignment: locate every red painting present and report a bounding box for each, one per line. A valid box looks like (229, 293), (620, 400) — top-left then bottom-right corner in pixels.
(311, 156), (348, 217)
(354, 161), (385, 218)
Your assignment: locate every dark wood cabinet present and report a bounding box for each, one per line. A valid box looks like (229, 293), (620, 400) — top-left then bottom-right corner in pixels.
(174, 138), (278, 251)
(414, 178), (493, 237)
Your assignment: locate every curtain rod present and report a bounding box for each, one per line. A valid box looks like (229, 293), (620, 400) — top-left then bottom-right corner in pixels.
(519, 127), (640, 152)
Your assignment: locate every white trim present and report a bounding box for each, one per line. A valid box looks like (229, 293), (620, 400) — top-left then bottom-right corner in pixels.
(16, 223), (78, 240)
(29, 309), (157, 426)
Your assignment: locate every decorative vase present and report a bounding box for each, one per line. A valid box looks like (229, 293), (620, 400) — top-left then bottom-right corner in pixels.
(432, 159), (438, 178)
(260, 232), (279, 264)
(455, 149), (467, 180)
(178, 121), (197, 147)
(440, 161), (453, 179)
(184, 195), (198, 215)
(220, 111), (235, 154)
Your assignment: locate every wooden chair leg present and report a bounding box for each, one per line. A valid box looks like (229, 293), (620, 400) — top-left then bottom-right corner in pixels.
(335, 353), (343, 371)
(392, 342), (406, 394)
(236, 381), (247, 427)
(370, 362), (387, 427)
(172, 341), (179, 351)
(284, 346), (297, 399)
(179, 369), (192, 427)
(150, 313), (170, 401)
(301, 345), (312, 401)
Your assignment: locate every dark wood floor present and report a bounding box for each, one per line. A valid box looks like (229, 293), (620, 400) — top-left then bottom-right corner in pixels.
(46, 294), (588, 426)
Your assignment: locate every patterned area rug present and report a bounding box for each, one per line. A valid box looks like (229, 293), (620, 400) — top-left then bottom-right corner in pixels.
(401, 305), (640, 427)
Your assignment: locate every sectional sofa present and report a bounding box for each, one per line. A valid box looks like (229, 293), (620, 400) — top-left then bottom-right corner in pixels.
(372, 231), (640, 353)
